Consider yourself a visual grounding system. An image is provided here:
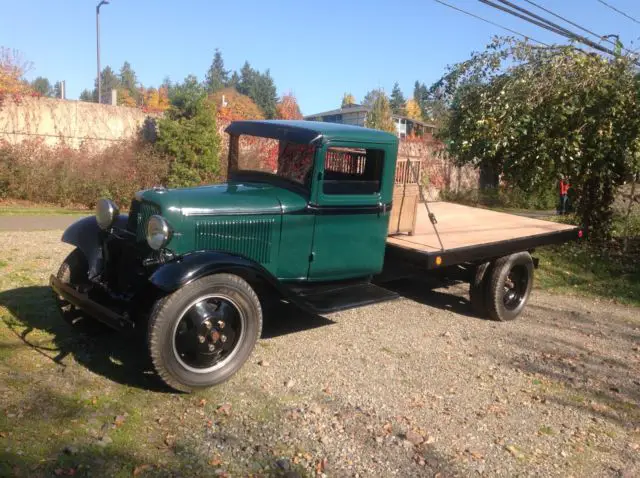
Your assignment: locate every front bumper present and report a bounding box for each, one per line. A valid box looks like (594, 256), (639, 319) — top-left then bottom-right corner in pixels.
(50, 275), (135, 333)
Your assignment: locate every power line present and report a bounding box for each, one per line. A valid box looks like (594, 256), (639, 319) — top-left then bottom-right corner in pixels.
(524, 0), (636, 56)
(524, 1), (612, 45)
(431, 0), (549, 46)
(597, 0), (640, 25)
(480, 0), (626, 60)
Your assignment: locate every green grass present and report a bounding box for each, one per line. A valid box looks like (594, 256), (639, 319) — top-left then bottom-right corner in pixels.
(0, 206), (87, 216)
(536, 242), (640, 307)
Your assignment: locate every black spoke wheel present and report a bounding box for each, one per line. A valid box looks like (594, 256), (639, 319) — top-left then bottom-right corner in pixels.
(486, 252), (534, 321)
(148, 273), (262, 392)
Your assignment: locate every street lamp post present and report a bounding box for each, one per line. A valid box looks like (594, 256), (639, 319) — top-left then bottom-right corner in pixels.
(96, 0), (109, 104)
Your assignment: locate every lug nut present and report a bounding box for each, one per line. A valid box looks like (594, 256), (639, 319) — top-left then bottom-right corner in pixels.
(208, 343), (215, 352)
(203, 320), (212, 329)
(218, 320), (225, 328)
(198, 335), (205, 343)
(220, 335), (227, 343)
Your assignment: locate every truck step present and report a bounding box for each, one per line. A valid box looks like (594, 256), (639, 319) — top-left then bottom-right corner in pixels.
(294, 282), (399, 314)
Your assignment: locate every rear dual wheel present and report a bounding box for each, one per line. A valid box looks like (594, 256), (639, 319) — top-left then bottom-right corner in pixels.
(469, 252), (534, 321)
(148, 273), (262, 392)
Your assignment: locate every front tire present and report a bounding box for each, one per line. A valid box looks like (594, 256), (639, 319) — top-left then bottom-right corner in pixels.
(55, 248), (104, 332)
(486, 252), (534, 321)
(148, 273), (262, 392)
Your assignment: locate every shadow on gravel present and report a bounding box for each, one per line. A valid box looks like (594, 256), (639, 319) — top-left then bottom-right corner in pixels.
(261, 302), (336, 339)
(0, 286), (337, 392)
(381, 277), (483, 320)
(493, 305), (640, 428)
(0, 285), (170, 393)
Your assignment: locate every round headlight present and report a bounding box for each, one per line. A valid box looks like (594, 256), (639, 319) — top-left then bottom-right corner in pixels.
(96, 199), (119, 230)
(146, 215), (172, 250)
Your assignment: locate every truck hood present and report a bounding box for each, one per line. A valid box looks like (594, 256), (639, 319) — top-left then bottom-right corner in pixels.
(137, 181), (308, 216)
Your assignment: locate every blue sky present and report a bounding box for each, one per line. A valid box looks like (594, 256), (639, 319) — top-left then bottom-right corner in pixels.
(2, 0), (640, 114)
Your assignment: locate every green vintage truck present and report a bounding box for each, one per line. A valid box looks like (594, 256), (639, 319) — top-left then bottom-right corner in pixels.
(51, 120), (580, 392)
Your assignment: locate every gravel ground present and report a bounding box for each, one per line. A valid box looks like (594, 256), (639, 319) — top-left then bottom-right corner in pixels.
(0, 230), (638, 477)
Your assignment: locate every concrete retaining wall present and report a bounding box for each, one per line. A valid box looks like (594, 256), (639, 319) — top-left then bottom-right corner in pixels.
(0, 96), (150, 150)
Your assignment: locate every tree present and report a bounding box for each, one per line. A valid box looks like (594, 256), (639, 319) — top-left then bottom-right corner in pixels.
(237, 61), (255, 97)
(79, 89), (93, 102)
(364, 89), (396, 133)
(236, 62), (278, 118)
(119, 61), (140, 104)
(118, 88), (137, 107)
(31, 76), (52, 96)
(93, 65), (121, 104)
(142, 86), (170, 113)
(211, 87), (264, 120)
(227, 71), (240, 89)
(53, 81), (63, 99)
(389, 82), (406, 115)
(405, 98), (422, 121)
(276, 93), (303, 120)
(341, 93), (356, 108)
(154, 75), (221, 187)
(252, 69), (278, 118)
(0, 47), (33, 101)
(436, 37), (640, 242)
(119, 62), (137, 92)
(204, 49), (229, 93)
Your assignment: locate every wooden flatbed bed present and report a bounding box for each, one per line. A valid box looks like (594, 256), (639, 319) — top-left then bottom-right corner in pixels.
(386, 202), (580, 269)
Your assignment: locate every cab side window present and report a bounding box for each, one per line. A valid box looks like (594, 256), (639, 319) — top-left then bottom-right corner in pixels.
(322, 147), (384, 195)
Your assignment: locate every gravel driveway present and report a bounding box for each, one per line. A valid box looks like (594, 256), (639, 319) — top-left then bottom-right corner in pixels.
(0, 231), (638, 477)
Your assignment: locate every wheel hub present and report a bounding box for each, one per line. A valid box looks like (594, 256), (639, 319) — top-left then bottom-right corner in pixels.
(502, 265), (529, 311)
(172, 295), (243, 372)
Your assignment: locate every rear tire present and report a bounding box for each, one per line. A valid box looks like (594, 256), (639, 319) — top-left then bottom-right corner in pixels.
(486, 252), (534, 321)
(148, 273), (262, 392)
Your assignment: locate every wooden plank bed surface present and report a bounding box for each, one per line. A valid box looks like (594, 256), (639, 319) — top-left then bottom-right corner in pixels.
(386, 201), (575, 253)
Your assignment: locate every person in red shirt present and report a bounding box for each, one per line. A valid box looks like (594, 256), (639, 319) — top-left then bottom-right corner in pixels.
(559, 176), (570, 215)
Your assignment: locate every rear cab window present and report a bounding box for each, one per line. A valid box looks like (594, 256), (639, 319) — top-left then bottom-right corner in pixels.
(322, 147), (384, 195)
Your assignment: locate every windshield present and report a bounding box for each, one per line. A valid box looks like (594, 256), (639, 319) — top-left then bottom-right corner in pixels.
(234, 135), (316, 187)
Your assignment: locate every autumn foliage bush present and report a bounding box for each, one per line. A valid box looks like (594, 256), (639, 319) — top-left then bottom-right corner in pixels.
(0, 138), (169, 209)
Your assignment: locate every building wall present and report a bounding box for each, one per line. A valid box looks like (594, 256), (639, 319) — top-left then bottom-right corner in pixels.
(398, 138), (479, 199)
(0, 96), (151, 150)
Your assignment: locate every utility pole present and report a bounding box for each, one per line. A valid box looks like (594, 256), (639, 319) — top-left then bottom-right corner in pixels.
(96, 1), (109, 103)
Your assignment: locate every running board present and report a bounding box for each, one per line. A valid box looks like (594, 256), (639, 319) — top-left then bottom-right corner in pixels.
(293, 282), (399, 314)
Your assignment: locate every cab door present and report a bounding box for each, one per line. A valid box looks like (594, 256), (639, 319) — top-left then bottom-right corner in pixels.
(308, 142), (394, 281)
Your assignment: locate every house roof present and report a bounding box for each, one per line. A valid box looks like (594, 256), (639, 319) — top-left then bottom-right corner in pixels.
(304, 106), (437, 130)
(225, 120), (398, 145)
(303, 105), (369, 118)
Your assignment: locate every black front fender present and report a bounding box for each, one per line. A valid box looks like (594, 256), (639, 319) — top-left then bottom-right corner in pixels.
(61, 215), (128, 276)
(149, 250), (287, 295)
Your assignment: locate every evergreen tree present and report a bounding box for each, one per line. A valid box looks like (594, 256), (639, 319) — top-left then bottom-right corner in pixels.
(53, 81), (63, 99)
(119, 61), (137, 92)
(237, 61), (255, 96)
(93, 66), (121, 104)
(119, 61), (140, 105)
(156, 75), (221, 187)
(204, 49), (229, 93)
(253, 69), (278, 119)
(364, 89), (396, 133)
(235, 62), (278, 118)
(227, 71), (240, 89)
(389, 82), (406, 115)
(413, 81), (429, 118)
(31, 76), (52, 96)
(79, 89), (93, 102)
